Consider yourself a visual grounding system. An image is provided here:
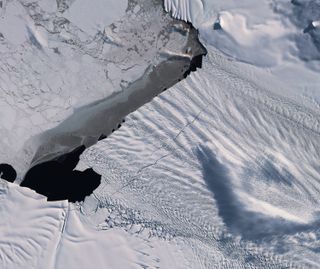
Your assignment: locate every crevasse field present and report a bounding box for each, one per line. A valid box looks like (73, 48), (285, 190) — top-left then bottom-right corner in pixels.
(1, 0), (320, 268)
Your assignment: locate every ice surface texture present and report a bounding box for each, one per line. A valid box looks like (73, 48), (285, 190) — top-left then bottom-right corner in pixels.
(1, 0), (320, 268)
(80, 50), (320, 267)
(75, 1), (320, 266)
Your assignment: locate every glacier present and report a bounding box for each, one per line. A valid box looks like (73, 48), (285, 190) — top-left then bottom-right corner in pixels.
(77, 0), (320, 267)
(78, 49), (320, 267)
(1, 0), (320, 268)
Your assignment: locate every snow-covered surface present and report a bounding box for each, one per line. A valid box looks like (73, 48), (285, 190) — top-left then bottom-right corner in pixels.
(1, 0), (320, 268)
(0, 180), (67, 268)
(0, 179), (192, 269)
(165, 0), (320, 108)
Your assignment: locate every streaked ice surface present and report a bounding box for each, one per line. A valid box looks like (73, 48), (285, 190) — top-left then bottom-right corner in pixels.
(76, 0), (320, 267)
(1, 0), (320, 268)
(79, 49), (320, 267)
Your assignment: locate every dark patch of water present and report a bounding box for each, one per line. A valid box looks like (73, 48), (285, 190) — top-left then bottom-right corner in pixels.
(21, 145), (101, 202)
(0, 163), (17, 183)
(183, 54), (205, 78)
